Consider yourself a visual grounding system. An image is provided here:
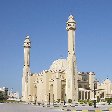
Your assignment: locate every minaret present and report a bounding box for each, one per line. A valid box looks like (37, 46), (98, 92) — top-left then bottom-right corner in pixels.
(66, 15), (78, 102)
(22, 35), (31, 101)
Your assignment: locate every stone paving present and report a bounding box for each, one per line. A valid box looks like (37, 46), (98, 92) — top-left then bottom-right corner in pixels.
(0, 103), (112, 112)
(0, 103), (61, 112)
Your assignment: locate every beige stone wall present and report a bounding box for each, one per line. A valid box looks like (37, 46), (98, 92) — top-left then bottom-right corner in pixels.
(97, 79), (112, 99)
(28, 75), (38, 102)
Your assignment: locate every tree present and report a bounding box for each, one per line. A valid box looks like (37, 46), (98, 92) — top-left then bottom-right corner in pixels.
(0, 91), (4, 100)
(0, 91), (8, 101)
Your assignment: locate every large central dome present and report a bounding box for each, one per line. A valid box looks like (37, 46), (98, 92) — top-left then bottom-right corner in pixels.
(49, 59), (67, 72)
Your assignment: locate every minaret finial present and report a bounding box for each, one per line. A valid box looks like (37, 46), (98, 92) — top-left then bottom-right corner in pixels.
(66, 15), (76, 31)
(24, 35), (31, 48)
(26, 34), (30, 38)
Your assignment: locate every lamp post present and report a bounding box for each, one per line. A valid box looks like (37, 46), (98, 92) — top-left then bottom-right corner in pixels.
(91, 79), (104, 108)
(93, 79), (99, 108)
(64, 94), (66, 105)
(93, 81), (97, 108)
(49, 92), (50, 105)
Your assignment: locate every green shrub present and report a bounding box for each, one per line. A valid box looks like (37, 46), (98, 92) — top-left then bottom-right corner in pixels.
(105, 98), (112, 104)
(88, 101), (93, 106)
(78, 99), (84, 104)
(89, 102), (92, 106)
(57, 99), (60, 103)
(68, 99), (72, 103)
(84, 100), (87, 104)
(80, 102), (83, 104)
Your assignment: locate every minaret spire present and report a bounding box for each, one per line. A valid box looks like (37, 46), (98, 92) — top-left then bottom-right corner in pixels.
(66, 15), (78, 102)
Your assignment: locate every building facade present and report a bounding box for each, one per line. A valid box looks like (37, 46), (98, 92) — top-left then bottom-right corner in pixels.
(78, 72), (95, 101)
(22, 15), (112, 104)
(8, 90), (19, 101)
(22, 15), (78, 103)
(96, 78), (112, 101)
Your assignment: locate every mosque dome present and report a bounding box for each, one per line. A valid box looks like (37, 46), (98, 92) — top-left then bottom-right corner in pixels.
(49, 59), (67, 72)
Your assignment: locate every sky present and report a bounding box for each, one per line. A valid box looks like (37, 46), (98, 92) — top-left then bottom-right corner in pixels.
(0, 0), (112, 94)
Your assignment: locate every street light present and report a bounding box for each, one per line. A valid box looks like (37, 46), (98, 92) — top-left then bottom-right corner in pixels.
(93, 80), (97, 108)
(49, 92), (50, 105)
(64, 94), (66, 105)
(92, 79), (104, 108)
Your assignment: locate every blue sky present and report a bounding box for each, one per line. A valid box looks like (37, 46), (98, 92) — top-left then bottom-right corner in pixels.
(0, 0), (112, 94)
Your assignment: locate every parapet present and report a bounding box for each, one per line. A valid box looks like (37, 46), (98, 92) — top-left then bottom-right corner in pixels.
(78, 72), (95, 75)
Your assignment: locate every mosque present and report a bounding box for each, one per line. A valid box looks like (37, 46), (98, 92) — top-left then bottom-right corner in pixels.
(22, 15), (112, 104)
